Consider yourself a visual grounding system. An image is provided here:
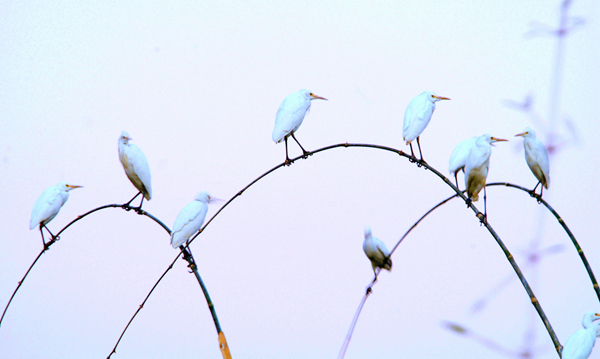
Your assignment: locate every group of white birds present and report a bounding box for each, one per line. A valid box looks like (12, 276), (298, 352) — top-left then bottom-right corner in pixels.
(28, 89), (589, 357)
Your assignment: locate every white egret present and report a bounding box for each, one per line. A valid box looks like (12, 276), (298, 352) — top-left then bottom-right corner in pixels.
(30, 182), (83, 249)
(515, 127), (550, 198)
(170, 192), (220, 249)
(402, 91), (450, 162)
(118, 131), (152, 210)
(448, 136), (478, 189)
(561, 311), (600, 359)
(272, 89), (327, 165)
(464, 135), (507, 220)
(362, 226), (392, 279)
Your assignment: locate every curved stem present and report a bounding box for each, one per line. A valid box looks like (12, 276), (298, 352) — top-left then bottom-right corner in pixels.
(339, 193), (459, 358)
(487, 182), (600, 302)
(111, 142), (561, 356)
(1, 203), (171, 328)
(107, 254), (181, 359)
(0, 249), (45, 327)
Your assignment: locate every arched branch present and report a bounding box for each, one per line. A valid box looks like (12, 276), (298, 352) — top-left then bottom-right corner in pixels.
(111, 143), (562, 357)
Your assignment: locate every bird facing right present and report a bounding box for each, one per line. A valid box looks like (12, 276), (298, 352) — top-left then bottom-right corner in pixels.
(362, 226), (392, 277)
(561, 311), (600, 359)
(272, 89), (327, 165)
(30, 182), (83, 249)
(515, 127), (550, 198)
(402, 91), (450, 162)
(464, 134), (507, 221)
(448, 136), (478, 189)
(118, 131), (152, 210)
(170, 192), (219, 249)
(464, 135), (507, 202)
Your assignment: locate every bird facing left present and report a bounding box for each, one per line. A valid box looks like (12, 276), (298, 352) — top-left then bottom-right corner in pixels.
(30, 182), (83, 250)
(118, 131), (152, 211)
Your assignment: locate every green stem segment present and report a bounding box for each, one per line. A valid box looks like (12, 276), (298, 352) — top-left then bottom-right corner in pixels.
(181, 247), (222, 333)
(181, 247), (232, 359)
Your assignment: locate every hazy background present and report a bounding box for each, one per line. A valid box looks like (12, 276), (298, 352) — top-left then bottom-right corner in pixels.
(1, 1), (599, 358)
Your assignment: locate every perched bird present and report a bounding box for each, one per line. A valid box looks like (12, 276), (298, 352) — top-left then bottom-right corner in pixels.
(170, 192), (220, 249)
(464, 135), (507, 219)
(362, 226), (392, 278)
(561, 311), (600, 359)
(118, 131), (152, 210)
(515, 127), (550, 198)
(402, 91), (450, 162)
(448, 136), (478, 189)
(272, 89), (327, 165)
(30, 182), (83, 249)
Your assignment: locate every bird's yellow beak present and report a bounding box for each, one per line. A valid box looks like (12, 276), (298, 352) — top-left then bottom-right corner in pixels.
(310, 93), (328, 101)
(515, 132), (528, 137)
(67, 185), (83, 189)
(491, 137), (508, 142)
(433, 95), (451, 100)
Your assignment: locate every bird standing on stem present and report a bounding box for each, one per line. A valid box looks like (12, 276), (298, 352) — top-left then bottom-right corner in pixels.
(515, 127), (550, 199)
(362, 226), (392, 280)
(118, 131), (152, 211)
(30, 182), (83, 250)
(402, 91), (450, 162)
(170, 192), (220, 249)
(464, 135), (507, 220)
(561, 311), (600, 359)
(272, 89), (327, 165)
(448, 136), (478, 189)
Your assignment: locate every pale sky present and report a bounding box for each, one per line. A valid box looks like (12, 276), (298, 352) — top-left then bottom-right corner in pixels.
(1, 1), (600, 358)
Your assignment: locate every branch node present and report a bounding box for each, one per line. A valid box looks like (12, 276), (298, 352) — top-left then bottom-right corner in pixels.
(531, 297), (538, 304)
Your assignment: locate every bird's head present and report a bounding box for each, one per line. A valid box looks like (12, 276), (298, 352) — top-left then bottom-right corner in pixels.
(515, 127), (536, 139)
(424, 91), (451, 103)
(119, 131), (132, 145)
(195, 192), (223, 204)
(480, 134), (508, 146)
(364, 225), (372, 239)
(300, 89), (328, 101)
(58, 182), (83, 192)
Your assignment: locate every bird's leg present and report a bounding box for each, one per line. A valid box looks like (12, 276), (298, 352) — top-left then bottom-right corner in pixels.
(531, 181), (541, 197)
(284, 137), (291, 166)
(480, 186), (488, 225)
(41, 225), (59, 250)
(408, 143), (416, 163)
(123, 192), (142, 210)
(454, 173), (460, 190)
(135, 196), (145, 214)
(290, 132), (310, 159)
(39, 226), (48, 251)
(416, 137), (426, 165)
(539, 185), (544, 203)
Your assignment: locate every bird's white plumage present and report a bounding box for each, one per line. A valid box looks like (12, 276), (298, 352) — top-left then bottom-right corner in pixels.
(118, 131), (152, 200)
(30, 182), (81, 230)
(272, 90), (326, 144)
(362, 226), (392, 275)
(449, 136), (478, 177)
(464, 135), (506, 201)
(170, 192), (213, 248)
(516, 127), (550, 189)
(562, 311), (600, 359)
(402, 91), (450, 144)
